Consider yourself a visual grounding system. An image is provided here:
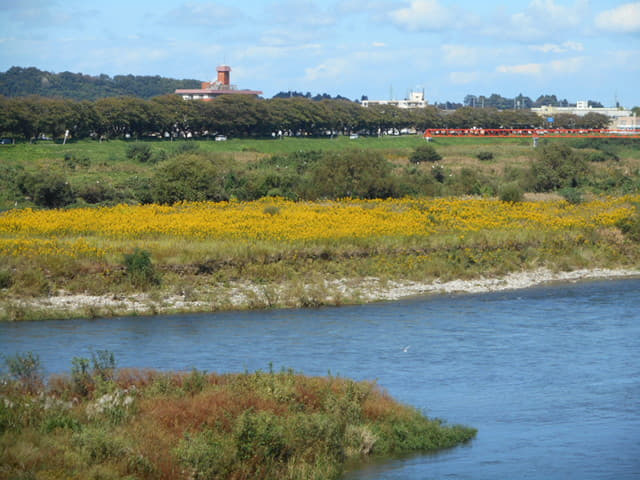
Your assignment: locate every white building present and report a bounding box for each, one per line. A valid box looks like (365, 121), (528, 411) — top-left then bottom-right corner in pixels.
(362, 91), (428, 109)
(531, 101), (631, 120)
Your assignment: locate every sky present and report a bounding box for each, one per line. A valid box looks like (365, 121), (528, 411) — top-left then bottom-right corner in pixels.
(1, 0), (639, 107)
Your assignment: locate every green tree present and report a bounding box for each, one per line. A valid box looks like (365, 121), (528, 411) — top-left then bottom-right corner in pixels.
(531, 144), (591, 192)
(151, 154), (230, 204)
(305, 150), (396, 199)
(576, 112), (609, 129)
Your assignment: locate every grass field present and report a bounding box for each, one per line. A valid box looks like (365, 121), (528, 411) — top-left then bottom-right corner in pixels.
(1, 136), (639, 320)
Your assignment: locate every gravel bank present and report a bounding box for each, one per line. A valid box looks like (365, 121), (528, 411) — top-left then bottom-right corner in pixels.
(3, 267), (639, 321)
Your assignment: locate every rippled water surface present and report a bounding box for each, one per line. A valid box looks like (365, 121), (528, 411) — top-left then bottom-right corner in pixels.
(2, 278), (639, 479)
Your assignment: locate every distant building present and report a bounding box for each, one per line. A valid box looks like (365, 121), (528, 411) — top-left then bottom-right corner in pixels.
(175, 65), (262, 100)
(611, 114), (640, 133)
(531, 101), (631, 120)
(362, 91), (428, 109)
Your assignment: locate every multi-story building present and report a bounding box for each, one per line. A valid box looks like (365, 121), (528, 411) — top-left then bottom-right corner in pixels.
(531, 101), (631, 120)
(361, 91), (428, 109)
(175, 65), (262, 100)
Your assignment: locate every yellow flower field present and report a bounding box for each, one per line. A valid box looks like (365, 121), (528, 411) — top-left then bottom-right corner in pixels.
(0, 196), (637, 259)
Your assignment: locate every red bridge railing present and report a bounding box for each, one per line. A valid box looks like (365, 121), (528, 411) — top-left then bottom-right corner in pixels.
(423, 128), (640, 138)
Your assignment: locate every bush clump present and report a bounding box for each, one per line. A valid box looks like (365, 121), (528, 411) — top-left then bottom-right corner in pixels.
(126, 143), (153, 163)
(410, 144), (442, 163)
(123, 248), (160, 288)
(17, 171), (74, 208)
(559, 187), (583, 205)
(76, 181), (119, 204)
(530, 144), (591, 192)
(0, 270), (12, 289)
(499, 182), (524, 203)
(2, 352), (43, 393)
(305, 150), (397, 199)
(151, 154), (230, 204)
(476, 151), (494, 161)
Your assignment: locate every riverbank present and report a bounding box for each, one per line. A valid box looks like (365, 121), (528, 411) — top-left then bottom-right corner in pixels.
(3, 267), (639, 321)
(2, 196), (639, 321)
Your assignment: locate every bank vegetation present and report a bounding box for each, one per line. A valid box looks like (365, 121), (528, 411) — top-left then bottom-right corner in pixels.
(0, 352), (476, 480)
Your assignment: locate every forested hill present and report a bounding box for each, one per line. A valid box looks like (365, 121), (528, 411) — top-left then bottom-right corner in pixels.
(0, 66), (202, 100)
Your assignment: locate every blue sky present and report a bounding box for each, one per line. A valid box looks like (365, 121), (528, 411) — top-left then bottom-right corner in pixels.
(1, 0), (639, 107)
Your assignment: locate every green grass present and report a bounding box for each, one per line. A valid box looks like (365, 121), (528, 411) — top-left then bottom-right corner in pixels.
(3, 135), (637, 211)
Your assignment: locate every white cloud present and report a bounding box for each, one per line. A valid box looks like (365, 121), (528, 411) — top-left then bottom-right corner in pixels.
(496, 63), (543, 75)
(487, 0), (589, 41)
(389, 0), (453, 32)
(372, 42), (386, 47)
(530, 41), (584, 53)
(595, 2), (640, 33)
(496, 56), (585, 77)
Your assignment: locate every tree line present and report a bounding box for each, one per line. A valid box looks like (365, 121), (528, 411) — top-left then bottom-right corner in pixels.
(0, 94), (613, 142)
(462, 93), (604, 109)
(0, 67), (202, 101)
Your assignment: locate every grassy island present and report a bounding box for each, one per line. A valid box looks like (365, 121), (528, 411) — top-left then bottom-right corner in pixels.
(0, 353), (476, 480)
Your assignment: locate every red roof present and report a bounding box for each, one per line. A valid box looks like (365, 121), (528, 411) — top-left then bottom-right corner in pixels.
(175, 89), (262, 95)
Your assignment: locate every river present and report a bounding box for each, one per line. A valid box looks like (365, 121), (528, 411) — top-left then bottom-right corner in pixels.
(1, 278), (639, 479)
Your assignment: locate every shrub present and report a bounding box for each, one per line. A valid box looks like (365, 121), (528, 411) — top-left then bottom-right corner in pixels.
(476, 151), (494, 161)
(123, 175), (154, 204)
(454, 168), (482, 195)
(530, 144), (591, 192)
(182, 368), (207, 396)
(305, 150), (396, 199)
(91, 350), (116, 382)
(76, 181), (119, 204)
(3, 352), (43, 393)
(234, 410), (288, 463)
(559, 187), (583, 205)
(431, 164), (445, 183)
(123, 248), (159, 288)
(71, 356), (92, 397)
(175, 429), (233, 479)
(409, 144), (442, 163)
(125, 143), (153, 163)
(73, 426), (128, 464)
(0, 270), (12, 289)
(151, 154), (229, 204)
(18, 171), (74, 208)
(499, 182), (524, 203)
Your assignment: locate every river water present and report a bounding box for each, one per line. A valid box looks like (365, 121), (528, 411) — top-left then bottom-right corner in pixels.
(1, 278), (639, 479)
